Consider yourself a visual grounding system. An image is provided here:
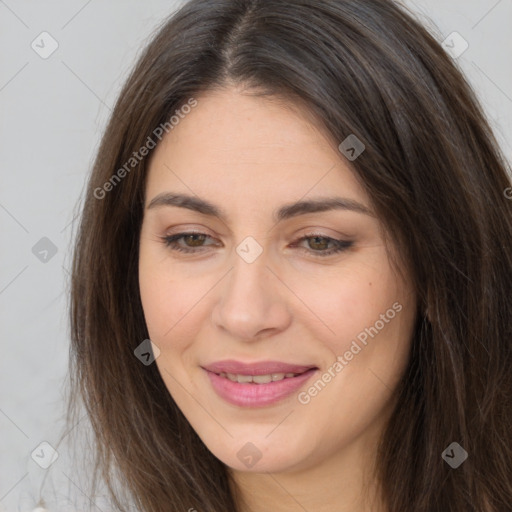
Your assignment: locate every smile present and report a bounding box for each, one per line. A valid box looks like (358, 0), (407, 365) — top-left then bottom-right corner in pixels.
(202, 360), (318, 407)
(215, 372), (302, 383)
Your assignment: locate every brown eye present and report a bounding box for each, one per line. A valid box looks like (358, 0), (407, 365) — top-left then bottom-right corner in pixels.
(181, 234), (207, 247)
(161, 232), (217, 253)
(293, 234), (353, 257)
(307, 236), (331, 251)
(160, 231), (353, 258)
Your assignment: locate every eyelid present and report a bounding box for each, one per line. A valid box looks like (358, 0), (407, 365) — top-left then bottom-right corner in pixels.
(159, 230), (354, 258)
(163, 225), (216, 237)
(162, 225), (350, 240)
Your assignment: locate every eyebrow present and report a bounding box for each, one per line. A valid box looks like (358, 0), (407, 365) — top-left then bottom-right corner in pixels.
(146, 192), (374, 222)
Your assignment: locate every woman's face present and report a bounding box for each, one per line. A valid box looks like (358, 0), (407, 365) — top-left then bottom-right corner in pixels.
(138, 87), (417, 474)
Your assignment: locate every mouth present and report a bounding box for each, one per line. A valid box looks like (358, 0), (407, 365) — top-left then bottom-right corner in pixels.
(201, 360), (318, 407)
(214, 370), (307, 384)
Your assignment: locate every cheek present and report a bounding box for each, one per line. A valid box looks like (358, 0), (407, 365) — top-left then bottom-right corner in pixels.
(138, 262), (201, 396)
(289, 249), (400, 355)
(138, 250), (199, 346)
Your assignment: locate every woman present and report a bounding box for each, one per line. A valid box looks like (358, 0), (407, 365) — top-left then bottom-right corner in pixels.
(63, 0), (512, 510)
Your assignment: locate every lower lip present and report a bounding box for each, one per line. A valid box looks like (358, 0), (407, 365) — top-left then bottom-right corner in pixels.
(204, 368), (318, 407)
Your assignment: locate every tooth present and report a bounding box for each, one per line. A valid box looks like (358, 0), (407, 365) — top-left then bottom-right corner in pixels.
(253, 374), (273, 384)
(220, 372), (297, 383)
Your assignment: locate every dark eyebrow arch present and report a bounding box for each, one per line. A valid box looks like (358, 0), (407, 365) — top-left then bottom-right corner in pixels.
(146, 192), (374, 222)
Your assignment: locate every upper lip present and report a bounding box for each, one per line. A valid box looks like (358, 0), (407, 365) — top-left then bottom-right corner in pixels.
(202, 360), (317, 376)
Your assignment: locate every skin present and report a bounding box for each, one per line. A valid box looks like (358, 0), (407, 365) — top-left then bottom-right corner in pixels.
(138, 85), (417, 512)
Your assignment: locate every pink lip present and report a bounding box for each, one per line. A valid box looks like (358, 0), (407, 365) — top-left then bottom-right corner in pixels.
(202, 360), (318, 408)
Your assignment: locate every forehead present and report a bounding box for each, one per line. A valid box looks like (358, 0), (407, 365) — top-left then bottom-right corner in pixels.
(145, 87), (369, 211)
(164, 87), (338, 158)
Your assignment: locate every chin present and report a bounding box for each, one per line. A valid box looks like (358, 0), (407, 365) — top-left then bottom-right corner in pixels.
(200, 429), (317, 474)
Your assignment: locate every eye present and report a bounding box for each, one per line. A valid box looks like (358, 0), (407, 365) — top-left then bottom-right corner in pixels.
(291, 233), (353, 257)
(160, 232), (218, 253)
(159, 232), (353, 257)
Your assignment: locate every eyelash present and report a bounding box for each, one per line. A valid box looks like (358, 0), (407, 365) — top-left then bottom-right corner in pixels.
(159, 232), (353, 258)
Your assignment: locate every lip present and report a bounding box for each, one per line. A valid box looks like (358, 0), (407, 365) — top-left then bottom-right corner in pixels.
(202, 360), (318, 407)
(202, 359), (316, 376)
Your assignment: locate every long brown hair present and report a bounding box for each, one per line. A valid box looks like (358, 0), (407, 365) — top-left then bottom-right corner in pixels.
(60, 0), (512, 510)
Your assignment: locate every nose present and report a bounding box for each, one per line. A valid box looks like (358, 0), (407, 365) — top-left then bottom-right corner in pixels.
(211, 247), (292, 341)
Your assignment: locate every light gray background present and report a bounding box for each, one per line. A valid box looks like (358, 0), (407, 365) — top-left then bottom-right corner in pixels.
(1, 1), (511, 511)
